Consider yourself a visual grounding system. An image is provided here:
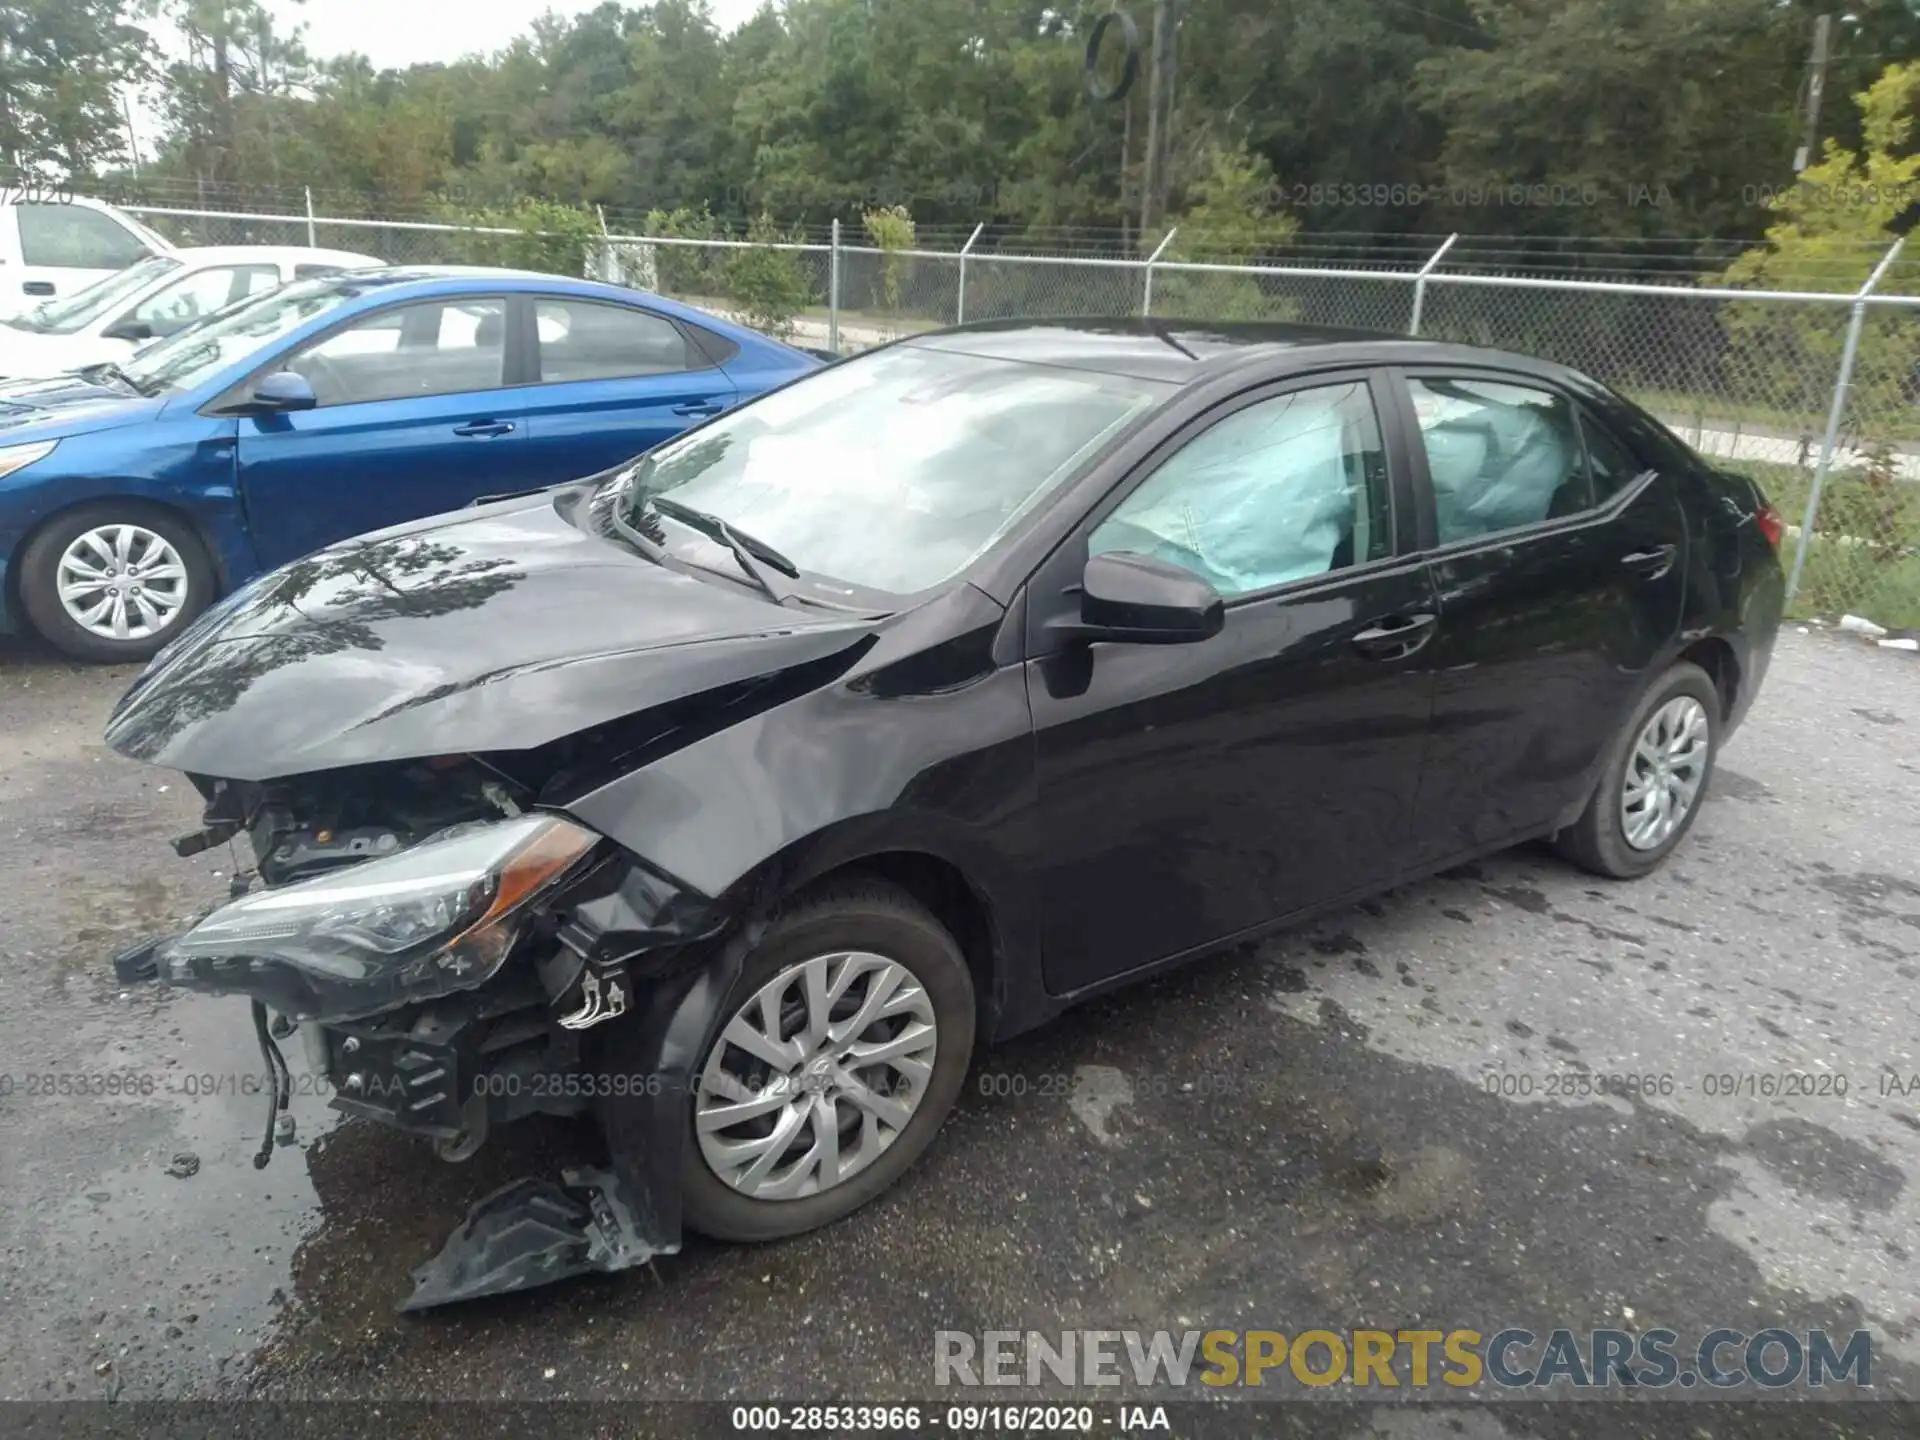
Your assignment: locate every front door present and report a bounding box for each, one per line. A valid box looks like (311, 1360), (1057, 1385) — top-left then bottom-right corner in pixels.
(237, 296), (536, 568)
(1394, 369), (1689, 863)
(1026, 372), (1438, 995)
(518, 296), (738, 479)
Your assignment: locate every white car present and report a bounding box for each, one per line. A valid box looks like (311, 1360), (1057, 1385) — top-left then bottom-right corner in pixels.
(0, 195), (177, 317)
(0, 245), (385, 379)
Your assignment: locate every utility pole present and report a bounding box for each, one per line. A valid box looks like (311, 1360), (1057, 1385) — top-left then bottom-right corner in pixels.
(1139, 0), (1179, 237)
(1794, 13), (1833, 174)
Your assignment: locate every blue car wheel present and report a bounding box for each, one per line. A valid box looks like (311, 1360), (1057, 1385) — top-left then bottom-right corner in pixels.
(17, 502), (216, 664)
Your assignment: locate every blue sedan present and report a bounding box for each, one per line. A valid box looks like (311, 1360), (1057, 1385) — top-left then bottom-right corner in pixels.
(0, 267), (819, 660)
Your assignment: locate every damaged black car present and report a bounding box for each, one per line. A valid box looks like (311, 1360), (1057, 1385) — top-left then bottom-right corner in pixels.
(103, 320), (1784, 1309)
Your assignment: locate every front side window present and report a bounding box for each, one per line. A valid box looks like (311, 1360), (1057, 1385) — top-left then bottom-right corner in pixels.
(18, 203), (150, 269)
(287, 299), (508, 406)
(128, 265), (279, 336)
(1090, 381), (1391, 597)
(536, 299), (691, 381)
(1409, 376), (1589, 543)
(621, 343), (1169, 595)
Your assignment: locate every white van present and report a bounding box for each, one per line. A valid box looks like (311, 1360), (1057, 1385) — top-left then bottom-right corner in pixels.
(0, 195), (176, 318)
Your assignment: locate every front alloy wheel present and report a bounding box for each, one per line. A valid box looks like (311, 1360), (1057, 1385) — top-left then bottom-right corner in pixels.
(17, 503), (214, 663)
(56, 523), (191, 643)
(695, 951), (939, 1200)
(681, 881), (975, 1242)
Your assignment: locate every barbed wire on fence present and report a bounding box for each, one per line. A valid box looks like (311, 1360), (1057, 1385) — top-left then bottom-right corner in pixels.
(117, 197), (1920, 629)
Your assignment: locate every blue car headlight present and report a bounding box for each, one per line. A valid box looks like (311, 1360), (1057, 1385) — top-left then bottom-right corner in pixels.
(156, 814), (600, 1019)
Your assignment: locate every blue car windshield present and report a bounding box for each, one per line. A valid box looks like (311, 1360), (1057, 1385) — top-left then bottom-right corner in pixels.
(619, 344), (1170, 596)
(120, 276), (365, 396)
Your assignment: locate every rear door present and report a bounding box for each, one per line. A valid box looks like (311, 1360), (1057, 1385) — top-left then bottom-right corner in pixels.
(1026, 370), (1439, 994)
(11, 202), (152, 305)
(516, 296), (738, 479)
(236, 295), (537, 567)
(1393, 368), (1688, 863)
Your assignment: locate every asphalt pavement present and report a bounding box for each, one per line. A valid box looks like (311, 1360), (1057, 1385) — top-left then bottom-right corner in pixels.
(1, 626), (1917, 1436)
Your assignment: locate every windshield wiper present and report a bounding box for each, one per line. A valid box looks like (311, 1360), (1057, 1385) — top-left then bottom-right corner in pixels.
(645, 494), (798, 604)
(77, 360), (148, 395)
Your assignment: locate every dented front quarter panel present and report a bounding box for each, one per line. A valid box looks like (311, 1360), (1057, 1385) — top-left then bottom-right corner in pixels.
(560, 581), (1043, 1013)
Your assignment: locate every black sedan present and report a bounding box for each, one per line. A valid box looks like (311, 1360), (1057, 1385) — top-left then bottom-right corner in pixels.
(102, 320), (1785, 1306)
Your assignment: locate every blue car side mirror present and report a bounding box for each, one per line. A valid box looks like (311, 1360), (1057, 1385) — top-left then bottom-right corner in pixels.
(248, 371), (318, 413)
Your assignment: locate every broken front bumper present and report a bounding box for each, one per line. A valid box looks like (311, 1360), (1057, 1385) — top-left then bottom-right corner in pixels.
(109, 852), (749, 1311)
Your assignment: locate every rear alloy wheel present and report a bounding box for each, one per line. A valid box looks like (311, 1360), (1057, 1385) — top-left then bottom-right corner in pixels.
(18, 505), (214, 663)
(1555, 660), (1720, 879)
(682, 881), (974, 1242)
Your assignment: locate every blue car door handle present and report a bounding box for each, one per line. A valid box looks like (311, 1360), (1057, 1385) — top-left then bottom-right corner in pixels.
(672, 401), (725, 418)
(453, 420), (515, 438)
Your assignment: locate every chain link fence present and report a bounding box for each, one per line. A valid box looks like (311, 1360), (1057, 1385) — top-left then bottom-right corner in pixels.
(121, 201), (1920, 629)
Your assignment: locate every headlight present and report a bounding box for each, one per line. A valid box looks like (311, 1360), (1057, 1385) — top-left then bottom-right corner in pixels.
(157, 813), (599, 1020)
(0, 438), (56, 480)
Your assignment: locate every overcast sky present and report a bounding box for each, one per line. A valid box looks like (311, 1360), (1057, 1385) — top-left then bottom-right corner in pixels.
(267, 0), (769, 69)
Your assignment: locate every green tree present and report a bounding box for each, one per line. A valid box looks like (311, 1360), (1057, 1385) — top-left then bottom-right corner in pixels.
(0, 0), (150, 178)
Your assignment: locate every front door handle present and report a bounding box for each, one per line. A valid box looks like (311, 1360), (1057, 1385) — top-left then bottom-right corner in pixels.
(452, 419), (515, 438)
(672, 400), (725, 418)
(1621, 544), (1678, 579)
(21, 280), (53, 297)
(1351, 613), (1438, 659)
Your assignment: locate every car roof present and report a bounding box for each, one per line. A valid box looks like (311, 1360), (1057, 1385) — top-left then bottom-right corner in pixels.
(905, 317), (1577, 387)
(170, 245), (385, 267)
(296, 267), (802, 353)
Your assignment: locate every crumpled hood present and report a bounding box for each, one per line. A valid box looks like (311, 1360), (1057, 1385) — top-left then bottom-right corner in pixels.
(104, 489), (878, 780)
(0, 373), (161, 439)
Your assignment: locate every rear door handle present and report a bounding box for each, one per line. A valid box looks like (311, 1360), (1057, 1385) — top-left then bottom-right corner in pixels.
(1621, 544), (1677, 578)
(672, 400), (725, 418)
(21, 281), (53, 296)
(452, 420), (515, 438)
(1351, 613), (1437, 659)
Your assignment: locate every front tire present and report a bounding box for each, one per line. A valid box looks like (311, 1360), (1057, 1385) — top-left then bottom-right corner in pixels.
(1554, 660), (1719, 879)
(681, 880), (975, 1243)
(16, 503), (214, 663)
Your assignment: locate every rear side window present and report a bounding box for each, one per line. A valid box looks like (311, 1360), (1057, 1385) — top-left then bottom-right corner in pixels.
(17, 204), (150, 269)
(535, 299), (691, 382)
(1581, 414), (1652, 500)
(1408, 376), (1591, 543)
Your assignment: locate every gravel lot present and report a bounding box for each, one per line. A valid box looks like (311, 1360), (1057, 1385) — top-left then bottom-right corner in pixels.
(1, 627), (1916, 1434)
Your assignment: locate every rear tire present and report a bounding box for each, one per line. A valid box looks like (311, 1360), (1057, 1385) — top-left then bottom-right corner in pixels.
(1554, 660), (1720, 879)
(681, 880), (975, 1243)
(17, 503), (214, 663)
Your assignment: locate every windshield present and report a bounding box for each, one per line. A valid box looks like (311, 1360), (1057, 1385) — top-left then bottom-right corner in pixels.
(618, 344), (1169, 596)
(8, 255), (182, 335)
(120, 276), (365, 397)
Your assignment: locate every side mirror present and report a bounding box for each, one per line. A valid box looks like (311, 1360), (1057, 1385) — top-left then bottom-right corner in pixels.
(102, 319), (154, 343)
(245, 371), (317, 413)
(1066, 551), (1224, 645)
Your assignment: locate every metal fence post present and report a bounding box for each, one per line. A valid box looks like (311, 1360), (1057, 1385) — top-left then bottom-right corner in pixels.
(828, 218), (842, 354)
(1788, 236), (1905, 601)
(1141, 228), (1178, 317)
(304, 186), (317, 247)
(956, 221), (984, 325)
(1408, 232), (1459, 337)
